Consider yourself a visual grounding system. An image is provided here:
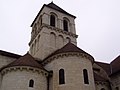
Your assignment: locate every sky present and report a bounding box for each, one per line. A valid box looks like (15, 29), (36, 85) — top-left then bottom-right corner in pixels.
(0, 0), (120, 63)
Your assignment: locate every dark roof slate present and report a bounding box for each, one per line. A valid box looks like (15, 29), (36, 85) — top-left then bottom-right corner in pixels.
(44, 42), (94, 62)
(2, 53), (45, 70)
(0, 50), (21, 59)
(47, 2), (76, 18)
(94, 72), (108, 82)
(95, 55), (120, 76)
(110, 55), (120, 75)
(95, 62), (111, 75)
(53, 42), (91, 55)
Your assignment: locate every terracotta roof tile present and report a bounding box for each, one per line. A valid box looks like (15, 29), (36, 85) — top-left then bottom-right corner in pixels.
(2, 53), (45, 70)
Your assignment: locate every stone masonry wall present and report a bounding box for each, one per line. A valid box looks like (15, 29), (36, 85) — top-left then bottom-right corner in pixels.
(0, 55), (17, 88)
(44, 54), (95, 90)
(1, 67), (47, 90)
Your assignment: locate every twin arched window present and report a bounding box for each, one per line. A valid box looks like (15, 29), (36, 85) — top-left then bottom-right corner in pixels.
(50, 13), (69, 32)
(59, 68), (89, 85)
(83, 69), (89, 84)
(59, 69), (65, 84)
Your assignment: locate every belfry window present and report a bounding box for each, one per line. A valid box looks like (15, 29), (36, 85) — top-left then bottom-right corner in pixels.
(83, 69), (89, 84)
(59, 69), (65, 84)
(29, 79), (34, 88)
(50, 15), (55, 27)
(63, 20), (68, 31)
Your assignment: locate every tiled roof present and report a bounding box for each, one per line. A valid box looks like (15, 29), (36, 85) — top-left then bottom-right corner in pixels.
(95, 55), (120, 76)
(31, 2), (76, 27)
(94, 72), (108, 82)
(2, 53), (45, 70)
(0, 50), (21, 58)
(44, 42), (94, 62)
(53, 42), (92, 55)
(110, 55), (120, 75)
(95, 62), (111, 75)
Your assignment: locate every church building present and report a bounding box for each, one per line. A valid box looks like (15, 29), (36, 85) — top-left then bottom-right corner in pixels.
(0, 2), (120, 90)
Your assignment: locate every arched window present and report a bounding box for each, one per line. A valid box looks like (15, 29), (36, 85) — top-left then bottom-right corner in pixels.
(63, 19), (68, 31)
(59, 69), (65, 84)
(83, 69), (89, 84)
(29, 79), (34, 88)
(50, 15), (55, 27)
(66, 37), (71, 43)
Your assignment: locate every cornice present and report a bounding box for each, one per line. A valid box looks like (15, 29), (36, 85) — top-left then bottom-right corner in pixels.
(29, 23), (78, 45)
(95, 81), (109, 85)
(42, 52), (94, 66)
(1, 66), (48, 76)
(42, 23), (78, 38)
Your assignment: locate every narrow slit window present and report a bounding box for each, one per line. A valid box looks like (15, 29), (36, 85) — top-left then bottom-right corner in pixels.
(29, 79), (34, 88)
(59, 69), (65, 84)
(83, 69), (89, 84)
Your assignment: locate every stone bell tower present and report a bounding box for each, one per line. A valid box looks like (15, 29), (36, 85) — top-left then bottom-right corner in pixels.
(29, 2), (78, 60)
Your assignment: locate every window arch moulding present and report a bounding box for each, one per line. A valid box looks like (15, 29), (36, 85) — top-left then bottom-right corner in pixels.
(50, 12), (58, 27)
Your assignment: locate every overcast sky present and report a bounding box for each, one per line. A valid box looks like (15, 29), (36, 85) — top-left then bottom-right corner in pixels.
(0, 0), (120, 63)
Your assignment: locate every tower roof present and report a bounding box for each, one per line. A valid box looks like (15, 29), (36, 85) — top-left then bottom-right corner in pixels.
(1, 53), (45, 70)
(47, 2), (76, 18)
(31, 2), (76, 27)
(44, 42), (94, 62)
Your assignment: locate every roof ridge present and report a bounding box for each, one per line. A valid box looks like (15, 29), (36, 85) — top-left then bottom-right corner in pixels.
(46, 2), (76, 18)
(1, 53), (45, 70)
(95, 61), (110, 64)
(110, 55), (120, 75)
(110, 55), (120, 64)
(43, 42), (94, 62)
(0, 50), (21, 58)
